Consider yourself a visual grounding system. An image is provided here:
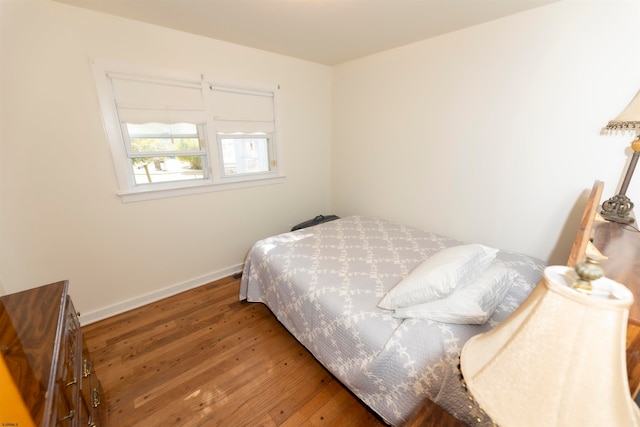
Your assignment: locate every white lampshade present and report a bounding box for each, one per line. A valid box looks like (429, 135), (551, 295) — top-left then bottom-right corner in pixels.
(460, 265), (640, 427)
(605, 89), (640, 134)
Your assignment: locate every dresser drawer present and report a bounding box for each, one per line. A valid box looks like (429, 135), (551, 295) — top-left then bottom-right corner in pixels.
(50, 296), (82, 426)
(80, 347), (103, 427)
(51, 382), (74, 427)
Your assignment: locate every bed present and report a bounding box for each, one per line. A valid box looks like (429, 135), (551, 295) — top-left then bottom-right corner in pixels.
(239, 215), (546, 425)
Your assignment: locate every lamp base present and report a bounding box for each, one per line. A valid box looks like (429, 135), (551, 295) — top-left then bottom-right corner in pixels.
(601, 194), (635, 224)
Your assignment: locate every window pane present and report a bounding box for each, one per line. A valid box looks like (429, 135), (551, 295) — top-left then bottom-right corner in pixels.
(126, 123), (203, 153)
(220, 137), (270, 176)
(132, 156), (206, 184)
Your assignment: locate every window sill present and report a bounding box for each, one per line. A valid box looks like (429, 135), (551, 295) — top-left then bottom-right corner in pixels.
(118, 175), (286, 203)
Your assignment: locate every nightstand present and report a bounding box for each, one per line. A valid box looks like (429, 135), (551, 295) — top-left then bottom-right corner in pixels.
(588, 214), (640, 398)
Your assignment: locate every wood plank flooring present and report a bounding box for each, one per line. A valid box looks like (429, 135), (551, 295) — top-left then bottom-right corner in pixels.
(81, 275), (387, 427)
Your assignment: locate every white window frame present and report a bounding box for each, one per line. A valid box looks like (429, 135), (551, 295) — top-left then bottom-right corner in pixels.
(91, 59), (285, 202)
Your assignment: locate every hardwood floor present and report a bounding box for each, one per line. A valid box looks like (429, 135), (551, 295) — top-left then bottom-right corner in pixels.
(81, 275), (387, 427)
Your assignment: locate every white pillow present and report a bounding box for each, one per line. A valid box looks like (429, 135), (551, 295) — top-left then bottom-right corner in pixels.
(392, 264), (516, 324)
(378, 244), (498, 310)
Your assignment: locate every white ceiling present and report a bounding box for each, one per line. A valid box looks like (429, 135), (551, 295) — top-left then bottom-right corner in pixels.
(54, 0), (560, 65)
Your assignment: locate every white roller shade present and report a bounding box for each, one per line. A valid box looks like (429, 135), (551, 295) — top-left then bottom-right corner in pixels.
(211, 87), (275, 133)
(108, 74), (207, 124)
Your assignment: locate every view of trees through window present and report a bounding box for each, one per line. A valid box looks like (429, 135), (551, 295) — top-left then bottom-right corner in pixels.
(125, 123), (206, 184)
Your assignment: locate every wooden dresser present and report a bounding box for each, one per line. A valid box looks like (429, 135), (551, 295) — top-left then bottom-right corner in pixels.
(0, 281), (103, 426)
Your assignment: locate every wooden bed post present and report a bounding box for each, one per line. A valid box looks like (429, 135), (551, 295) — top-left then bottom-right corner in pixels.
(567, 180), (604, 267)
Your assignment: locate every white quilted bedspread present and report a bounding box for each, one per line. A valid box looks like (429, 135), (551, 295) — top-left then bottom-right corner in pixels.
(240, 216), (545, 425)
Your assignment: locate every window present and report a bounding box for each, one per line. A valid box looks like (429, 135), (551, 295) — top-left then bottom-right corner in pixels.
(125, 122), (208, 185)
(219, 135), (272, 177)
(209, 86), (278, 182)
(91, 60), (283, 202)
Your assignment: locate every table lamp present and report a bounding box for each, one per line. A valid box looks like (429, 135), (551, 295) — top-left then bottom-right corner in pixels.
(601, 89), (640, 224)
(460, 259), (640, 427)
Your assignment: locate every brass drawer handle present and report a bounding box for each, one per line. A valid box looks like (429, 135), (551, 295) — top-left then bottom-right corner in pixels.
(61, 409), (74, 421)
(66, 377), (77, 387)
(92, 388), (101, 408)
(83, 359), (92, 378)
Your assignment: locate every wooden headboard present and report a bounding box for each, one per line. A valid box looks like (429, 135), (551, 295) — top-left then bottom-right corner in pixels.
(567, 180), (604, 267)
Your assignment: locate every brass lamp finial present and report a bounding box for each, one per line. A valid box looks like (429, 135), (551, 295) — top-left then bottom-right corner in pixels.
(572, 254), (607, 294)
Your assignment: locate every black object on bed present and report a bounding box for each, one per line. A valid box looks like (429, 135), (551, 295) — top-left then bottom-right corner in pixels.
(291, 214), (340, 231)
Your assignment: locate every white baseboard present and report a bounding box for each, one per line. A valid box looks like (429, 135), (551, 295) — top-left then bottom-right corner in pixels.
(79, 263), (244, 326)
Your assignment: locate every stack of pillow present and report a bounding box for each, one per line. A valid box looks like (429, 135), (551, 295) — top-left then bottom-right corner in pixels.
(378, 244), (516, 324)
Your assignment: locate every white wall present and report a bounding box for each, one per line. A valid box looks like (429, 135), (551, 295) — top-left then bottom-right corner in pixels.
(0, 0), (332, 321)
(331, 1), (640, 263)
(3, 0), (639, 322)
